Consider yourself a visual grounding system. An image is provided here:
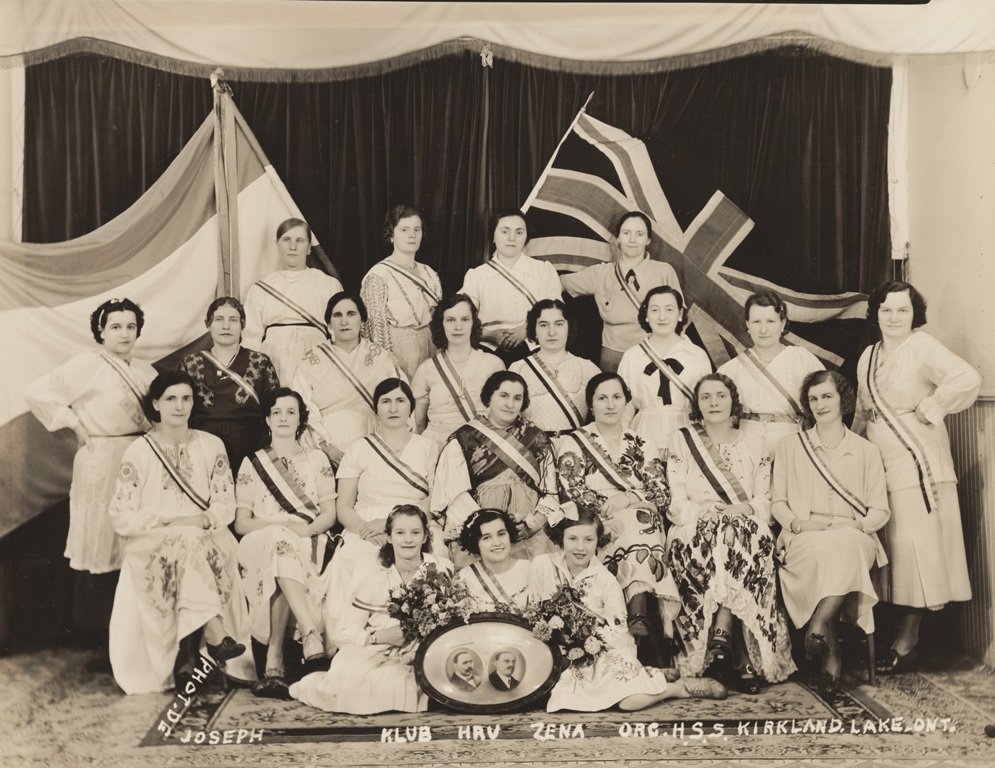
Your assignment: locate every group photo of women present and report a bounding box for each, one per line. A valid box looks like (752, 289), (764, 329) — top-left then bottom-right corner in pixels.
(25, 205), (982, 714)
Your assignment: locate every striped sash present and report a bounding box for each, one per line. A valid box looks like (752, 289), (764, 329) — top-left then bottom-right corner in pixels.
(100, 351), (147, 405)
(316, 343), (375, 410)
(201, 350), (259, 404)
(570, 429), (636, 494)
(867, 343), (939, 513)
(255, 281), (329, 338)
(143, 434), (210, 511)
(678, 425), (750, 505)
(797, 431), (865, 517)
(613, 261), (642, 311)
(523, 355), (582, 430)
(486, 258), (538, 306)
(379, 260), (441, 304)
(639, 340), (695, 404)
(740, 349), (804, 420)
(364, 434), (430, 496)
(468, 420), (542, 489)
(467, 562), (514, 606)
(432, 353), (476, 421)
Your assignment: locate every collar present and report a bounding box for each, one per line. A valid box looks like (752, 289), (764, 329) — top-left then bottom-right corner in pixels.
(808, 426), (858, 456)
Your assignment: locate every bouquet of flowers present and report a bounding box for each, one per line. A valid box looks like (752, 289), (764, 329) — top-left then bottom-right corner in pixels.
(387, 562), (474, 643)
(524, 584), (608, 668)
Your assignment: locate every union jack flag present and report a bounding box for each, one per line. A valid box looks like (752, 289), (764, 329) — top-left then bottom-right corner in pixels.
(522, 109), (868, 368)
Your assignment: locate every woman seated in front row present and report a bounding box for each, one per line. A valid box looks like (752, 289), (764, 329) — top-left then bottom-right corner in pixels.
(290, 505), (447, 714)
(457, 508), (532, 612)
(772, 370), (889, 695)
(234, 387), (337, 698)
(108, 371), (254, 694)
(666, 373), (795, 694)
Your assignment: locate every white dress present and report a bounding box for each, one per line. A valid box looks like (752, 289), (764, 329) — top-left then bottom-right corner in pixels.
(235, 448), (336, 644)
(458, 559), (532, 612)
(411, 350), (505, 445)
(531, 552), (673, 712)
(25, 350), (156, 573)
(107, 430), (254, 694)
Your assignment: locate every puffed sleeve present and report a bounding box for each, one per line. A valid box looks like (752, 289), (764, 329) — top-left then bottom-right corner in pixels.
(527, 554), (557, 602)
(256, 351), (282, 394)
(242, 283), (265, 352)
(24, 352), (94, 432)
(430, 437), (478, 538)
(915, 334), (981, 424)
(666, 431), (717, 526)
(539, 260), (564, 302)
(293, 352), (332, 446)
(108, 445), (159, 537)
(458, 267), (482, 309)
(560, 264), (599, 298)
(360, 271), (392, 352)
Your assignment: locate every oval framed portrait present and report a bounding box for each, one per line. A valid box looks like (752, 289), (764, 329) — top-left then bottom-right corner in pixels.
(414, 612), (560, 713)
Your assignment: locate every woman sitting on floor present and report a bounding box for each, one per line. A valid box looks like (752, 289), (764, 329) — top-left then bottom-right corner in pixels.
(290, 505), (447, 713)
(457, 508), (532, 612)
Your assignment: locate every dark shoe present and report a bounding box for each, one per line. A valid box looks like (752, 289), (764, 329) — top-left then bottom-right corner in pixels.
(734, 663), (762, 695)
(876, 647), (917, 674)
(206, 636), (246, 665)
(627, 594), (650, 638)
(817, 670), (842, 696)
(705, 627), (732, 667)
(251, 675), (291, 700)
(804, 632), (829, 661)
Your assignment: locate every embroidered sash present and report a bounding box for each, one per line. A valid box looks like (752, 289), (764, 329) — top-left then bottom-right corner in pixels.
(523, 355), (583, 430)
(613, 260), (642, 310)
(143, 434), (210, 511)
(379, 260), (441, 304)
(570, 429), (637, 494)
(639, 341), (695, 404)
(797, 431), (865, 517)
(316, 343), (375, 410)
(364, 434), (430, 496)
(486, 258), (538, 306)
(467, 563), (514, 606)
(100, 351), (147, 406)
(467, 419), (542, 490)
(255, 281), (329, 338)
(740, 349), (804, 419)
(201, 350), (259, 405)
(678, 425), (750, 505)
(867, 343), (939, 513)
(432, 353), (476, 421)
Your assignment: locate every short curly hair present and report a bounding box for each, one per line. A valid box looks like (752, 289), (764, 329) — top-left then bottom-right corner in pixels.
(377, 505), (433, 568)
(488, 208), (530, 245)
(90, 298), (145, 344)
(799, 370), (856, 425)
(688, 372), (744, 428)
(204, 296), (246, 329)
(744, 290), (788, 324)
(261, 386), (310, 441)
(458, 508), (519, 556)
(324, 291), (368, 324)
(429, 293), (482, 350)
(544, 506), (611, 550)
(584, 372), (632, 413)
(866, 280), (927, 330)
(382, 205), (424, 247)
(525, 298), (570, 344)
(373, 377), (416, 415)
(637, 285), (686, 334)
(480, 370), (530, 412)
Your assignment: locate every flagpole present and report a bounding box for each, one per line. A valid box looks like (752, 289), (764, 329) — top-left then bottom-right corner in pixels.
(211, 68), (240, 299)
(521, 91), (594, 212)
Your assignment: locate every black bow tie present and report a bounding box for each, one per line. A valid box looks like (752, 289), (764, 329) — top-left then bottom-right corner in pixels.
(644, 358), (684, 404)
(625, 269), (640, 292)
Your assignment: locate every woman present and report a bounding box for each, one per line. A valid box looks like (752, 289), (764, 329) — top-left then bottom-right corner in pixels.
(25, 298), (157, 645)
(617, 287), (712, 450)
(235, 387), (337, 697)
(181, 297), (280, 477)
(290, 505), (446, 713)
(243, 218), (343, 384)
(556, 372), (679, 637)
(322, 378), (444, 638)
(411, 293), (505, 445)
(107, 371), (253, 694)
(360, 205), (443, 379)
(561, 211), (682, 372)
(667, 373), (794, 693)
(431, 371), (561, 566)
(460, 209), (562, 366)
(773, 371), (890, 694)
(531, 509), (726, 712)
(293, 292), (405, 467)
(718, 291), (823, 458)
(852, 281), (980, 672)
(457, 508), (532, 612)
(509, 299), (601, 436)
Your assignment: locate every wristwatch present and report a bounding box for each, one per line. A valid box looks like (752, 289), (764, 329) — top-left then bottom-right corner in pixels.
(789, 518), (802, 534)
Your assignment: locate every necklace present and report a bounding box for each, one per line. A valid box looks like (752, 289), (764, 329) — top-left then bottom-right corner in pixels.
(448, 350), (472, 364)
(817, 427), (845, 450)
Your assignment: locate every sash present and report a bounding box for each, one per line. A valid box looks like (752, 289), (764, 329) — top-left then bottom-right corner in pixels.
(379, 260), (441, 304)
(432, 353), (476, 421)
(201, 350), (259, 405)
(467, 562), (514, 606)
(255, 281), (329, 338)
(316, 343), (375, 410)
(249, 447), (327, 566)
(613, 260), (642, 311)
(797, 431), (865, 517)
(100, 351), (147, 406)
(678, 425), (750, 505)
(639, 341), (695, 404)
(570, 429), (637, 494)
(467, 420), (542, 490)
(740, 349), (804, 419)
(486, 258), (538, 306)
(143, 434), (210, 511)
(523, 355), (583, 430)
(866, 343), (939, 513)
(364, 434), (430, 496)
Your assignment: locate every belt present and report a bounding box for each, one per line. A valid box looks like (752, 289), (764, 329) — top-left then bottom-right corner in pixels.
(741, 412), (800, 424)
(89, 432), (144, 438)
